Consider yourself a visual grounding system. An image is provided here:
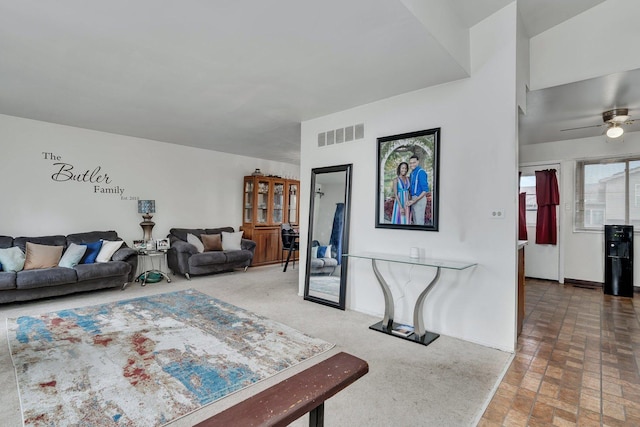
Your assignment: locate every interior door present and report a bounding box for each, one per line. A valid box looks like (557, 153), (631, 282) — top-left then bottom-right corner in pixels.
(520, 164), (561, 281)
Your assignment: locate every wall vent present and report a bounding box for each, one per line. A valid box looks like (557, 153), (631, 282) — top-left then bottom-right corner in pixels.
(317, 123), (364, 148)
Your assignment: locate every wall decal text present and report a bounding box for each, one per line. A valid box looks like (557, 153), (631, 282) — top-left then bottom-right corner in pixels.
(43, 151), (136, 199)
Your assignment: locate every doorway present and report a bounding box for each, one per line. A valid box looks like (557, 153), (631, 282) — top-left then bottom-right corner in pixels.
(519, 164), (561, 282)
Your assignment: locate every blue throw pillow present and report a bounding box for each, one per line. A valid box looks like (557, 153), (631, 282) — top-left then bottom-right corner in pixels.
(81, 241), (103, 264)
(0, 247), (26, 272)
(317, 245), (328, 258)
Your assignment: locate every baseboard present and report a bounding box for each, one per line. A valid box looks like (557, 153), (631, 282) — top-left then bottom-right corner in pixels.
(564, 278), (640, 292)
(564, 278), (602, 289)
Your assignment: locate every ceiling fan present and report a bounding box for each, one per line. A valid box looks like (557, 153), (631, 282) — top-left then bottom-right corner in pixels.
(561, 108), (638, 138)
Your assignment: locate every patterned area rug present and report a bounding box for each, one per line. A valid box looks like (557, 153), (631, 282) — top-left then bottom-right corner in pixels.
(6, 289), (334, 426)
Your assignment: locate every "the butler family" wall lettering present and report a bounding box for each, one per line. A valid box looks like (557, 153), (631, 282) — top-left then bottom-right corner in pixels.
(43, 151), (137, 200)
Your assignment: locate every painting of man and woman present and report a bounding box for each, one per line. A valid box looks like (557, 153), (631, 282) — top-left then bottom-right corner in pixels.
(376, 128), (440, 231)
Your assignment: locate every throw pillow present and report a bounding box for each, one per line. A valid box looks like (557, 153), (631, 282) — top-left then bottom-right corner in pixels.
(81, 241), (103, 264)
(201, 234), (223, 252)
(0, 247), (25, 272)
(221, 231), (243, 251)
(187, 233), (205, 253)
(58, 243), (87, 268)
(311, 246), (318, 258)
(317, 244), (332, 258)
(96, 240), (124, 263)
(24, 242), (64, 270)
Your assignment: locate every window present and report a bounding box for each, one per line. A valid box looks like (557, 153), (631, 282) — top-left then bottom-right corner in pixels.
(575, 157), (640, 231)
(519, 174), (537, 226)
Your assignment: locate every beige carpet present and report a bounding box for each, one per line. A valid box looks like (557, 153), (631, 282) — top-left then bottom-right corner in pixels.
(0, 265), (512, 426)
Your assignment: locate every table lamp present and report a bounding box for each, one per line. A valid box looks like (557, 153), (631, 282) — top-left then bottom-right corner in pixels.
(138, 200), (156, 242)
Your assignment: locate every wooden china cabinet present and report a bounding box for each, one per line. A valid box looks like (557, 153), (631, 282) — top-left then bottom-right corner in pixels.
(242, 176), (300, 266)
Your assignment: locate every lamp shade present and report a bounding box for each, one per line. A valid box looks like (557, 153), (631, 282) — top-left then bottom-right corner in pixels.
(606, 125), (624, 139)
(138, 200), (156, 214)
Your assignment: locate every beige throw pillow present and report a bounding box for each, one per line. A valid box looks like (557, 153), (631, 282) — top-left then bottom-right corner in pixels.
(96, 240), (124, 263)
(24, 242), (64, 270)
(201, 234), (223, 251)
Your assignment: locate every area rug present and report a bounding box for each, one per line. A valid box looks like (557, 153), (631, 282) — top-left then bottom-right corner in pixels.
(6, 289), (334, 427)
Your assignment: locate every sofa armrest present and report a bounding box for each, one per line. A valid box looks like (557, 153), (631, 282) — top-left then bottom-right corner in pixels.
(112, 247), (137, 262)
(171, 239), (199, 255)
(241, 239), (256, 252)
(112, 247), (138, 282)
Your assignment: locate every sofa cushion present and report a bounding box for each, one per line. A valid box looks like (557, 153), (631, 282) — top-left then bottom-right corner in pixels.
(74, 261), (131, 281)
(201, 234), (223, 251)
(0, 247), (26, 272)
(96, 240), (124, 262)
(0, 271), (17, 290)
(14, 235), (66, 253)
(189, 251), (227, 267)
(67, 231), (119, 245)
(187, 233), (205, 253)
(16, 267), (78, 289)
(81, 241), (103, 264)
(321, 257), (339, 267)
(222, 231), (243, 251)
(224, 249), (253, 264)
(0, 235), (13, 249)
(58, 243), (87, 268)
(24, 242), (64, 270)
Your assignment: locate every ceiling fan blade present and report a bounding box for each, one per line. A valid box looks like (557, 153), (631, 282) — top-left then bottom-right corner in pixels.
(560, 124), (605, 132)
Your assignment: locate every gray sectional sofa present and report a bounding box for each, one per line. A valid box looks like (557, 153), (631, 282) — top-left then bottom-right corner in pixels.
(167, 227), (256, 279)
(0, 231), (138, 304)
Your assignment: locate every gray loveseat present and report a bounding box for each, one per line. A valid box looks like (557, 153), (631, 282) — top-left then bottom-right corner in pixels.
(167, 227), (256, 279)
(0, 231), (138, 304)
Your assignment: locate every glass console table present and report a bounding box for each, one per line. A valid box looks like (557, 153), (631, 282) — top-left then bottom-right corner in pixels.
(344, 252), (476, 347)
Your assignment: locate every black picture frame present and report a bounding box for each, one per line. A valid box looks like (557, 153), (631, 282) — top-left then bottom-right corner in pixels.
(375, 128), (440, 231)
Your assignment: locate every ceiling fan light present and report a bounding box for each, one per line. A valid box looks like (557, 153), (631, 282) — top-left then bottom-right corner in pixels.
(606, 125), (624, 138)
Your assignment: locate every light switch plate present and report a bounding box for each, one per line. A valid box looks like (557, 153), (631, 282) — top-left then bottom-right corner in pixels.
(490, 210), (505, 219)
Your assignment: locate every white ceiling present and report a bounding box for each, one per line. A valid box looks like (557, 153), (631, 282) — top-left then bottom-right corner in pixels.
(0, 1), (618, 164)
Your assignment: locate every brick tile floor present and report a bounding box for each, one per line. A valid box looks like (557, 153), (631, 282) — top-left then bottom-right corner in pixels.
(478, 279), (640, 426)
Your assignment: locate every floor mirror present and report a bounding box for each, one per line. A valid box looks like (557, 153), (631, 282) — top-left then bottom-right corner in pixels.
(304, 164), (352, 310)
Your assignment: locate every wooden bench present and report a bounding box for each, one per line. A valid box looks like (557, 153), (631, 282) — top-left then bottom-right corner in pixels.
(195, 351), (369, 427)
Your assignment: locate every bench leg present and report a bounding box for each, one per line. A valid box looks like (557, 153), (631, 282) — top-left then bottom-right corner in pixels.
(309, 403), (324, 427)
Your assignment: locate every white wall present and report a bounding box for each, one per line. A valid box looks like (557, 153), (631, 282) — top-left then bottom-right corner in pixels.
(520, 132), (640, 285)
(300, 4), (519, 352)
(0, 114), (299, 242)
(530, 0), (640, 90)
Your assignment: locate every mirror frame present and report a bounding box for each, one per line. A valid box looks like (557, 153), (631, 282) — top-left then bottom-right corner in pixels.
(304, 164), (353, 310)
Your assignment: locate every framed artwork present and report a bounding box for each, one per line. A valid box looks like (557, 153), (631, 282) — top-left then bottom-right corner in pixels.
(132, 240), (146, 251)
(156, 238), (170, 251)
(375, 128), (440, 231)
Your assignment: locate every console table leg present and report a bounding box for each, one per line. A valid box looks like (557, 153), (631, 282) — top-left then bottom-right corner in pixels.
(372, 259), (394, 330)
(413, 267), (441, 339)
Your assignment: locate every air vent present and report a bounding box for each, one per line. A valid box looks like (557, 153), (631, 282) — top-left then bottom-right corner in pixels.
(317, 123), (364, 148)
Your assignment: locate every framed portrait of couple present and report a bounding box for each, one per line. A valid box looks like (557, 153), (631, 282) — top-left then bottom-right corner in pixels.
(375, 128), (440, 231)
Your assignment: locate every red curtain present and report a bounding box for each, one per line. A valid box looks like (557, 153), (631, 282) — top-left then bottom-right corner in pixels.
(535, 169), (559, 245)
(519, 192), (528, 240)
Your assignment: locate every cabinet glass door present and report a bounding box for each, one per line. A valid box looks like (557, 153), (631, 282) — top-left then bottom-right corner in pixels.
(257, 180), (269, 224)
(287, 182), (298, 224)
(272, 181), (284, 224)
(244, 179), (254, 223)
